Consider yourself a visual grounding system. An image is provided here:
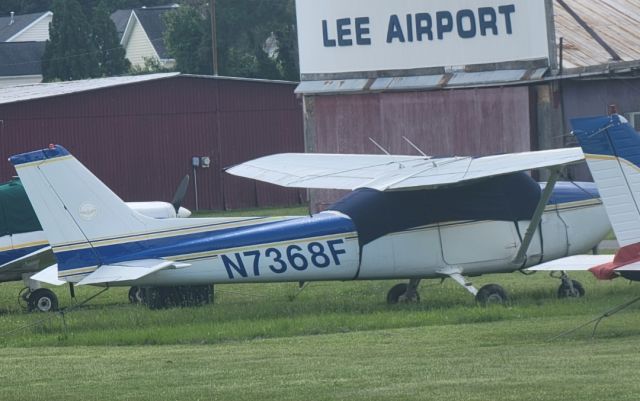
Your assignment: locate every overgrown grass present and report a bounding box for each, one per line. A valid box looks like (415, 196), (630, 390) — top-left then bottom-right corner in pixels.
(0, 271), (637, 347)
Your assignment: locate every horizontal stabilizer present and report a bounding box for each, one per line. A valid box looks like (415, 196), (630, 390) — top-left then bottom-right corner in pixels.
(30, 264), (66, 286)
(528, 255), (614, 271)
(76, 259), (180, 286)
(615, 262), (640, 271)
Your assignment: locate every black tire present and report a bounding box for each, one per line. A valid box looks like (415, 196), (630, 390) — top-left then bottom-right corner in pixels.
(386, 283), (420, 304)
(557, 279), (585, 298)
(141, 287), (166, 310)
(476, 284), (507, 306)
(128, 286), (143, 304)
(27, 288), (59, 312)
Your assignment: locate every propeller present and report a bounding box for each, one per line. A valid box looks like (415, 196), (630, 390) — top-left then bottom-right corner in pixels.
(171, 174), (190, 215)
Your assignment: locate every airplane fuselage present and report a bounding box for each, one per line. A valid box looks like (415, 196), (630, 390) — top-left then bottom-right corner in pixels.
(59, 181), (609, 287)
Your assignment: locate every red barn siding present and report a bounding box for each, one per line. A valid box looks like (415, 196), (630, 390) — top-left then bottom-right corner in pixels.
(307, 86), (533, 210)
(0, 76), (304, 210)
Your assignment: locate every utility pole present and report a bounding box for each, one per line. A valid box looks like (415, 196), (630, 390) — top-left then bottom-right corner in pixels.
(210, 0), (219, 76)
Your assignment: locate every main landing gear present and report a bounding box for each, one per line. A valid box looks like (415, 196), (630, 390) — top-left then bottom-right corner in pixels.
(387, 279), (421, 304)
(20, 288), (59, 312)
(551, 271), (585, 298)
(129, 285), (214, 309)
(19, 274), (59, 312)
(386, 272), (508, 306)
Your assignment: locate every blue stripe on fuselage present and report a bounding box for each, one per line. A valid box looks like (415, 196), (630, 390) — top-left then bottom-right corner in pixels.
(0, 244), (48, 268)
(544, 181), (599, 205)
(55, 212), (357, 271)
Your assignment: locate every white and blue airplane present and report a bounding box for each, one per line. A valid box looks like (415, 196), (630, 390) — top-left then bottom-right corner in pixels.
(532, 112), (640, 281)
(13, 143), (610, 309)
(0, 177), (191, 312)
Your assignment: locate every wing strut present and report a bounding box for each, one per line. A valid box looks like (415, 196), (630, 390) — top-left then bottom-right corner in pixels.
(511, 168), (560, 266)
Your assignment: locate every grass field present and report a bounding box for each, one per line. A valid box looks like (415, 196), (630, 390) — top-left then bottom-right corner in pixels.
(1, 272), (640, 401)
(0, 207), (637, 400)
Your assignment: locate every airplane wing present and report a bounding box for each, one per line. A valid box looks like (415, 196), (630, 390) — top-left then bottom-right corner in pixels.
(77, 259), (189, 286)
(0, 246), (55, 280)
(226, 148), (584, 191)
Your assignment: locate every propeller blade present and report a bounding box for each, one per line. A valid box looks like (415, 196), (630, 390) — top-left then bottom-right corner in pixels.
(171, 174), (190, 214)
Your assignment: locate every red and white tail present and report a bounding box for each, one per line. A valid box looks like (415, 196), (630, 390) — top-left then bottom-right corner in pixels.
(530, 114), (640, 280)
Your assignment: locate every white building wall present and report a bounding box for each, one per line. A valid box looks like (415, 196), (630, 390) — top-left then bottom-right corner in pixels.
(124, 17), (159, 68)
(9, 14), (52, 42)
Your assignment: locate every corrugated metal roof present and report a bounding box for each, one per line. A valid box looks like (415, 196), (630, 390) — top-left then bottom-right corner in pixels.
(370, 75), (444, 91)
(295, 79), (369, 94)
(0, 73), (299, 106)
(554, 0), (640, 70)
(0, 73), (180, 105)
(447, 70), (529, 86)
(297, 68), (549, 95)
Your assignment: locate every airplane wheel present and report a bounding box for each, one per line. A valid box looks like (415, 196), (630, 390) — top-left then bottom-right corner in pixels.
(386, 283), (420, 304)
(476, 284), (507, 306)
(128, 286), (143, 304)
(27, 288), (59, 312)
(141, 287), (166, 310)
(557, 280), (585, 298)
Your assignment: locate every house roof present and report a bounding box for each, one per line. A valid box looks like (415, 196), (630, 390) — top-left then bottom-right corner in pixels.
(554, 0), (640, 71)
(0, 11), (50, 42)
(110, 9), (132, 40)
(131, 6), (178, 59)
(0, 41), (45, 76)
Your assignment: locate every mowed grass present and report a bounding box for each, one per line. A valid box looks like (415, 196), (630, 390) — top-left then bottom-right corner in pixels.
(0, 206), (637, 400)
(1, 273), (640, 400)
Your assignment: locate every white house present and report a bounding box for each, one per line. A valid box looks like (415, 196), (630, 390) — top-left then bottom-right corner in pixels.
(119, 5), (177, 69)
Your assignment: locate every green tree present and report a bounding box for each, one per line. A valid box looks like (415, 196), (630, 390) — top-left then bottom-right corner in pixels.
(0, 0), (51, 15)
(163, 5), (212, 75)
(216, 0), (298, 80)
(42, 0), (100, 82)
(92, 1), (130, 76)
(163, 0), (299, 80)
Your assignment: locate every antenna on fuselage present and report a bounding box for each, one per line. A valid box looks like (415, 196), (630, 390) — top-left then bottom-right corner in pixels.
(368, 138), (390, 155)
(402, 136), (430, 158)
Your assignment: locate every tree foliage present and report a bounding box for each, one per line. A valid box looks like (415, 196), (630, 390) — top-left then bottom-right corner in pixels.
(0, 0), (168, 15)
(164, 0), (299, 80)
(41, 0), (131, 81)
(92, 1), (130, 76)
(6, 0), (300, 81)
(164, 6), (211, 75)
(42, 0), (99, 81)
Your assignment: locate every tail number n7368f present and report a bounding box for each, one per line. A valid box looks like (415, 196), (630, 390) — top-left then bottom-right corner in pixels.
(221, 239), (347, 279)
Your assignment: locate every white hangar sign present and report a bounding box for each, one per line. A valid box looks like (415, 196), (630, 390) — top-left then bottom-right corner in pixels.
(296, 0), (551, 75)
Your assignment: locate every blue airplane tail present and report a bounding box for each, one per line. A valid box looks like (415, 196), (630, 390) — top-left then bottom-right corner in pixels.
(571, 114), (640, 247)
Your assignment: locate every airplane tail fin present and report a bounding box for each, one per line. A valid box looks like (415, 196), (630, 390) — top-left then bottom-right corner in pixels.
(571, 114), (640, 247)
(9, 145), (173, 278)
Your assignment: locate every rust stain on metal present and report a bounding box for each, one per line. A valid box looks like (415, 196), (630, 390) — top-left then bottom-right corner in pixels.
(554, 0), (640, 69)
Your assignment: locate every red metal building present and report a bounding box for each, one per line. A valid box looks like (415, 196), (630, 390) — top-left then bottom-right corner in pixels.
(0, 73), (304, 210)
